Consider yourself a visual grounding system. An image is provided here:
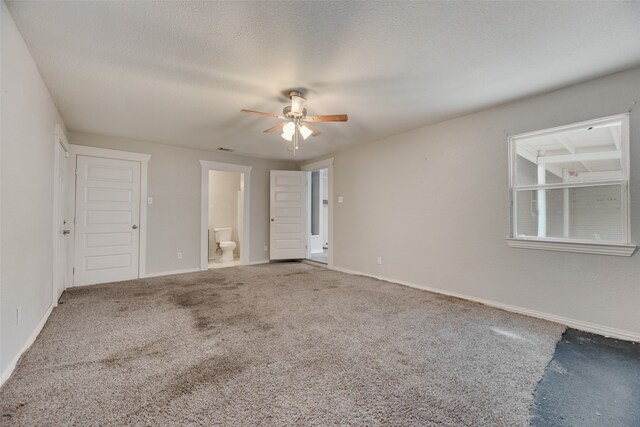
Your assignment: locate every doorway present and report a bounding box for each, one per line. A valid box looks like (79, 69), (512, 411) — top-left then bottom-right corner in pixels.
(300, 158), (334, 267)
(207, 170), (242, 269)
(200, 161), (252, 270)
(307, 168), (329, 264)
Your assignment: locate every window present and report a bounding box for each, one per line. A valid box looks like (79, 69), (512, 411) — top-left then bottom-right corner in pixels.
(508, 114), (635, 256)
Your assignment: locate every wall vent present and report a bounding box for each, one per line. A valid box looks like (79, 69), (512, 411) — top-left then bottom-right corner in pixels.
(217, 147), (234, 152)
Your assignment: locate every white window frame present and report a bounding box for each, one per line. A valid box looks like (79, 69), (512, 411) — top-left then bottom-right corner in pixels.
(507, 113), (636, 256)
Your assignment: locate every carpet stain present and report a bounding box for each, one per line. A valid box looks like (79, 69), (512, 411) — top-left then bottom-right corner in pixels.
(258, 323), (275, 332)
(172, 288), (221, 309)
(166, 355), (247, 400)
(102, 340), (168, 367)
(172, 285), (272, 334)
(222, 311), (265, 329)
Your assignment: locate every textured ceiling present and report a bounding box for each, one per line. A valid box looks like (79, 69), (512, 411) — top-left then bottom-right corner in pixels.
(6, 1), (640, 161)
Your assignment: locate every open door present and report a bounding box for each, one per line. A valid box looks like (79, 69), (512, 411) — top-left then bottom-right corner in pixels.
(270, 170), (308, 260)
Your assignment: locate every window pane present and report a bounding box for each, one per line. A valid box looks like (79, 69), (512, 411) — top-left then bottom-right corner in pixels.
(514, 121), (623, 186)
(515, 185), (624, 241)
(516, 156), (563, 186)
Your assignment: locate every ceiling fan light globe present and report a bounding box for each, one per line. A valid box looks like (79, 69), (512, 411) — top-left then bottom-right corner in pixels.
(299, 125), (313, 140)
(283, 122), (295, 134)
(281, 131), (293, 142)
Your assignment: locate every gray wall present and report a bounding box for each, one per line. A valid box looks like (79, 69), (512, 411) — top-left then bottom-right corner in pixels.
(330, 66), (640, 337)
(69, 132), (295, 273)
(1, 1), (69, 378)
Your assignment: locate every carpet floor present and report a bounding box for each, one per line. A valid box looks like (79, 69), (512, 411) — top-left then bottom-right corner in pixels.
(0, 263), (565, 426)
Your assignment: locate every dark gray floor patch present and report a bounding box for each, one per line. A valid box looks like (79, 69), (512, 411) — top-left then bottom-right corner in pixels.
(531, 328), (640, 427)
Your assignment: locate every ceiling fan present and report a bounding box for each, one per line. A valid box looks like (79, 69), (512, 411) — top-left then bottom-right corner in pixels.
(241, 90), (348, 155)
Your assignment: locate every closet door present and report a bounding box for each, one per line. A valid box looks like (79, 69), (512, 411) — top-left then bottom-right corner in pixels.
(74, 155), (140, 285)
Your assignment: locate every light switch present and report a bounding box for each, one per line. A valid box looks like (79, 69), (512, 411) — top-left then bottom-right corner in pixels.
(338, 196), (344, 203)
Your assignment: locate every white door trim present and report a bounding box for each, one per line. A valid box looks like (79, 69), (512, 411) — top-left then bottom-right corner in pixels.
(300, 158), (334, 268)
(67, 144), (151, 285)
(71, 145), (151, 163)
(200, 160), (252, 270)
(52, 127), (68, 305)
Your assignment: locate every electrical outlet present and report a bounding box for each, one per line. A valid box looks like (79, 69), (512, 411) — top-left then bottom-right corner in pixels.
(16, 307), (21, 325)
(264, 245), (268, 252)
(377, 257), (382, 265)
(177, 252), (183, 260)
(338, 196), (344, 203)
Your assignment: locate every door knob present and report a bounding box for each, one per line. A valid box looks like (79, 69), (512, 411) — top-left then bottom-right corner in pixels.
(63, 229), (71, 235)
(132, 224), (139, 229)
(271, 218), (275, 222)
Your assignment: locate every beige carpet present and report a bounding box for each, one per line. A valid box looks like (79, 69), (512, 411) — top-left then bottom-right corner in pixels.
(0, 263), (565, 426)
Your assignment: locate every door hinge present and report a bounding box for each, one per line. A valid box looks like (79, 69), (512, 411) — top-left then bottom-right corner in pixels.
(72, 267), (75, 274)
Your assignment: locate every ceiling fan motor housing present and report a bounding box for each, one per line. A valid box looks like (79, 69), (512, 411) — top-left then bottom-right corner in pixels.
(289, 91), (306, 116)
(283, 106), (307, 119)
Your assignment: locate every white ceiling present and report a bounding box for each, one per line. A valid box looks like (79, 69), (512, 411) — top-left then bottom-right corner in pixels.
(6, 1), (640, 161)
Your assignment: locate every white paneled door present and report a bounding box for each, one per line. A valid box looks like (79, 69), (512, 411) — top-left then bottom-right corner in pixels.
(74, 156), (141, 286)
(270, 170), (308, 260)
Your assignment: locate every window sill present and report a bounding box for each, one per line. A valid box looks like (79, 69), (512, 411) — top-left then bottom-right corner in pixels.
(506, 238), (637, 257)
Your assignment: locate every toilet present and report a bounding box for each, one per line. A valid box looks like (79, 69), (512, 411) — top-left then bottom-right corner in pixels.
(213, 227), (237, 261)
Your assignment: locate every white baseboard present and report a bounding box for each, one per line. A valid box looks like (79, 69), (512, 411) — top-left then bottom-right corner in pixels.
(1, 304), (54, 387)
(249, 259), (270, 265)
(330, 265), (640, 343)
(141, 268), (201, 278)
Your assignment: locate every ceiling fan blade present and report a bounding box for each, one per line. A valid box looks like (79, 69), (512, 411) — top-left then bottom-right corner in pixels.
(240, 109), (280, 118)
(263, 122), (286, 133)
(305, 114), (348, 122)
(303, 123), (322, 136)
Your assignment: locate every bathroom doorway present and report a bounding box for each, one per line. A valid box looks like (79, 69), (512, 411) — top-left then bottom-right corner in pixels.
(208, 170), (242, 269)
(200, 161), (252, 270)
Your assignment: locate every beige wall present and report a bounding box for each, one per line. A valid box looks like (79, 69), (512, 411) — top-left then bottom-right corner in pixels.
(329, 66), (640, 339)
(1, 1), (69, 379)
(69, 132), (295, 273)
